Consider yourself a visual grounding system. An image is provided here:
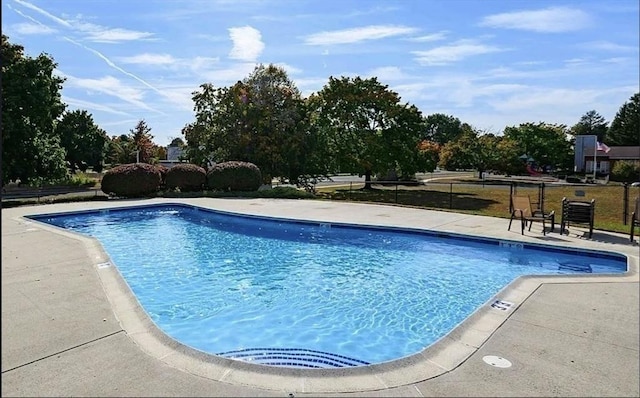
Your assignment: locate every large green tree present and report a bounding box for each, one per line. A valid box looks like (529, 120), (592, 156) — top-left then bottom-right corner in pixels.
(106, 134), (136, 165)
(309, 76), (429, 189)
(423, 113), (466, 145)
(57, 109), (108, 173)
(606, 93), (640, 146)
(570, 110), (608, 141)
(185, 64), (314, 183)
(1, 34), (67, 185)
(503, 122), (573, 171)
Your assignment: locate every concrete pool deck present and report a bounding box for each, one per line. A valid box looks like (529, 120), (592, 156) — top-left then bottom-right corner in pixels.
(2, 198), (639, 397)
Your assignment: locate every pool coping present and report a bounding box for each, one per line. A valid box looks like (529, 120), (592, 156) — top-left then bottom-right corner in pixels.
(13, 198), (640, 393)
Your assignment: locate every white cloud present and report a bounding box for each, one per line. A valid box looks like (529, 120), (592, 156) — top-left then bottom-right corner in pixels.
(64, 74), (158, 112)
(12, 22), (56, 34)
(82, 27), (155, 43)
(200, 63), (259, 85)
(479, 7), (591, 33)
(412, 40), (504, 66)
(228, 26), (264, 62)
(584, 40), (638, 52)
(118, 53), (178, 65)
(190, 56), (221, 71)
(13, 0), (154, 43)
(273, 62), (303, 75)
(305, 25), (419, 45)
(62, 96), (132, 116)
(406, 31), (448, 42)
(14, 0), (73, 28)
(367, 66), (409, 81)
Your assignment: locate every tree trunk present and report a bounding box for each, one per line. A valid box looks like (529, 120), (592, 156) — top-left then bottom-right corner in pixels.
(363, 169), (373, 190)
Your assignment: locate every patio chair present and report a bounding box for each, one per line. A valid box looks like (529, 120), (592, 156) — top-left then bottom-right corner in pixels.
(508, 195), (555, 235)
(631, 196), (640, 242)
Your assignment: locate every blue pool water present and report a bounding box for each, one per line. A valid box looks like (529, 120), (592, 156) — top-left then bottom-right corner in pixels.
(31, 204), (627, 368)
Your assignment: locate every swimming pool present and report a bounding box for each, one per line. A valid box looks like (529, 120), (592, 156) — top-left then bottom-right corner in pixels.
(30, 203), (627, 368)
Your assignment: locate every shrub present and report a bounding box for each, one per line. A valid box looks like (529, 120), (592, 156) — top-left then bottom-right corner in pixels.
(206, 161), (262, 191)
(154, 164), (168, 189)
(100, 163), (162, 197)
(610, 161), (640, 183)
(165, 163), (206, 192)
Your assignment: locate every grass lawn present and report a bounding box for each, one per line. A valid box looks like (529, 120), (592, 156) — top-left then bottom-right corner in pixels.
(317, 181), (639, 235)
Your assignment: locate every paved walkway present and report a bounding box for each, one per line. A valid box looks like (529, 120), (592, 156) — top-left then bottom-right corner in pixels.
(2, 198), (638, 397)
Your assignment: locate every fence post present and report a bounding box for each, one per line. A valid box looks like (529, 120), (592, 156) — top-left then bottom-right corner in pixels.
(349, 181), (352, 200)
(623, 183), (629, 225)
(540, 182), (545, 212)
(509, 182), (514, 213)
(395, 183), (398, 203)
(449, 183), (453, 209)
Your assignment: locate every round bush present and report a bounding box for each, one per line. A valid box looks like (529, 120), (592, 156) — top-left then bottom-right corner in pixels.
(206, 161), (262, 191)
(610, 161), (640, 183)
(165, 163), (206, 192)
(100, 163), (162, 197)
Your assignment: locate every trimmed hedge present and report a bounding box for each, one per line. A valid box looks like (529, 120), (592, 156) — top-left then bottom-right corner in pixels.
(154, 164), (168, 189)
(165, 163), (206, 191)
(206, 161), (262, 191)
(101, 163), (162, 197)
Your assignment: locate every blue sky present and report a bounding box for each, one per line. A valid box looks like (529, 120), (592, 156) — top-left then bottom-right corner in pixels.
(3, 0), (639, 146)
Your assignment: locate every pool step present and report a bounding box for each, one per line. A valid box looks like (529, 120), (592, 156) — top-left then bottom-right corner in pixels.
(217, 347), (370, 368)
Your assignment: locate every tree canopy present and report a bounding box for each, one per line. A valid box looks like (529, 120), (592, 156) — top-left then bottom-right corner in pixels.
(130, 120), (155, 163)
(423, 113), (466, 145)
(2, 34), (67, 185)
(57, 109), (109, 173)
(184, 64), (314, 183)
(606, 92), (640, 146)
(503, 122), (573, 171)
(570, 110), (608, 142)
(309, 76), (429, 188)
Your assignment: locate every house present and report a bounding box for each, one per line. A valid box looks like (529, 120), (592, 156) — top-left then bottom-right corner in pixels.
(574, 135), (640, 174)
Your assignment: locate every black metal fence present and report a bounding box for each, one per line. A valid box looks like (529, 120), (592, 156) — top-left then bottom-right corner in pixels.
(324, 180), (638, 227)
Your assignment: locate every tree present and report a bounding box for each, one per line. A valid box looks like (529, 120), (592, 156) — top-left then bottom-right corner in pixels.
(185, 64), (313, 183)
(606, 93), (640, 146)
(503, 122), (573, 171)
(107, 134), (136, 165)
(169, 137), (185, 147)
(438, 128), (477, 171)
(437, 129), (524, 177)
(57, 109), (108, 173)
(309, 76), (429, 189)
(1, 34), (67, 185)
(423, 113), (466, 145)
(570, 110), (608, 141)
(130, 120), (155, 163)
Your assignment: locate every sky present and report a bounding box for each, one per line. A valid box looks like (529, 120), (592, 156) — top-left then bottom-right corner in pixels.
(3, 0), (639, 146)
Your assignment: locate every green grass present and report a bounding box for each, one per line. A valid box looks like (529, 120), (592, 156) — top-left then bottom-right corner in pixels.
(317, 181), (638, 234)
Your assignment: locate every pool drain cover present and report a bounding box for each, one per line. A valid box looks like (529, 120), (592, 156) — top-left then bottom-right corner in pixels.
(483, 355), (512, 368)
(218, 348), (370, 368)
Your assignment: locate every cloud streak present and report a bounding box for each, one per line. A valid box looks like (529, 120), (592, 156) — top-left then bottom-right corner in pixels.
(13, 0), (154, 43)
(412, 40), (504, 66)
(118, 53), (179, 65)
(11, 22), (56, 35)
(479, 7), (591, 33)
(305, 25), (418, 45)
(62, 95), (132, 116)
